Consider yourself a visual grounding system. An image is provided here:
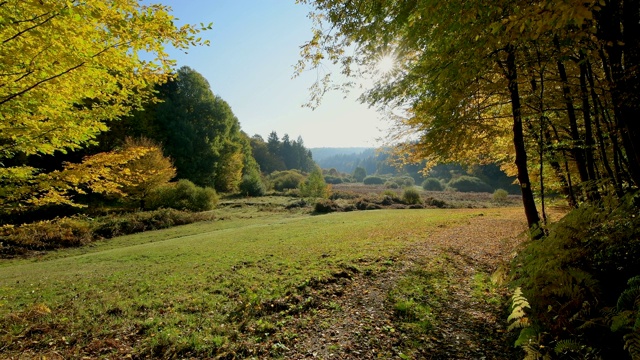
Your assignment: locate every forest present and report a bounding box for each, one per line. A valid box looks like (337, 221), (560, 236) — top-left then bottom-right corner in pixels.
(1, 0), (639, 359)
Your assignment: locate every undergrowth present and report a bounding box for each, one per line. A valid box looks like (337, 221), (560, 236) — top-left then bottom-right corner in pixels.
(0, 209), (215, 257)
(509, 192), (640, 359)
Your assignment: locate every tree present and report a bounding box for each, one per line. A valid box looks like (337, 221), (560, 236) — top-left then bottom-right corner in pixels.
(353, 166), (367, 182)
(0, 1), (208, 159)
(130, 66), (248, 191)
(119, 137), (176, 208)
(300, 167), (329, 199)
(0, 1), (208, 213)
(297, 0), (640, 234)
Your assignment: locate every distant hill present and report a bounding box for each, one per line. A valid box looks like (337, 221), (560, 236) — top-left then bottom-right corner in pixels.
(310, 147), (374, 162)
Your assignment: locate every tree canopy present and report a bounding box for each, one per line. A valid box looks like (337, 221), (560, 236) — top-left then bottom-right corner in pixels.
(297, 0), (640, 232)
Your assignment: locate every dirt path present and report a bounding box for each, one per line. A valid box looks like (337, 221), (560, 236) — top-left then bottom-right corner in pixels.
(282, 209), (527, 359)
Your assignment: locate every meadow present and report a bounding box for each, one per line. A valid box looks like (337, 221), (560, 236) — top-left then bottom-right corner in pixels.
(0, 203), (527, 359)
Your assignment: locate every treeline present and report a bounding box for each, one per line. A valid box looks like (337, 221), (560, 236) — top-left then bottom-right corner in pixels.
(250, 132), (315, 174)
(315, 149), (519, 194)
(0, 65), (318, 224)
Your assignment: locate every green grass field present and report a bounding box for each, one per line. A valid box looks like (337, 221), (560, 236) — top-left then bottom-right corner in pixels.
(0, 208), (507, 358)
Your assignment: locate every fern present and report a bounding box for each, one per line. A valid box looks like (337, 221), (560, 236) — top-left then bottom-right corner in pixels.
(509, 287), (532, 331)
(554, 339), (584, 354)
(624, 331), (640, 360)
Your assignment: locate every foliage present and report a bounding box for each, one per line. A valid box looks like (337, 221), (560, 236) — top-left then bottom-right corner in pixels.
(402, 188), (422, 205)
(384, 181), (399, 189)
(251, 132), (315, 174)
(510, 193), (640, 358)
(447, 176), (493, 193)
(353, 166), (367, 182)
(0, 1), (208, 159)
(238, 170), (266, 197)
(268, 170), (306, 192)
(1, 142), (173, 215)
(300, 168), (330, 199)
(363, 176), (385, 185)
(119, 137), (176, 208)
(1, 209), (215, 256)
(147, 180), (218, 212)
(0, 1), (208, 215)
(493, 189), (509, 203)
(313, 199), (339, 213)
(422, 178), (444, 191)
(125, 67), (246, 191)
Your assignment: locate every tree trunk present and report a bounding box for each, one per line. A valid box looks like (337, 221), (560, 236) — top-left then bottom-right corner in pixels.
(504, 45), (542, 237)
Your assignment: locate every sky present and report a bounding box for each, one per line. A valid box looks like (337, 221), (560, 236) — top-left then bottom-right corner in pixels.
(153, 0), (389, 148)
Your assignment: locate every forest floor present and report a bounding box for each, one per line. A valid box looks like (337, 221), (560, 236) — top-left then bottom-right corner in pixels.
(280, 210), (529, 359)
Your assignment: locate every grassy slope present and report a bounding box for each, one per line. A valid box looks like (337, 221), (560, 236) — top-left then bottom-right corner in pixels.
(0, 208), (509, 358)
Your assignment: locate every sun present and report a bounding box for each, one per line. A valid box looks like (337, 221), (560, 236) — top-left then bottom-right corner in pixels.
(375, 54), (396, 74)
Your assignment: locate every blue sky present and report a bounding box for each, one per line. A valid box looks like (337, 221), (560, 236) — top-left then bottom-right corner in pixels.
(154, 0), (388, 148)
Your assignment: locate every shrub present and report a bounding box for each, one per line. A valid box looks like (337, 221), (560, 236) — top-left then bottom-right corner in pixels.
(402, 188), (423, 205)
(239, 172), (266, 197)
(353, 167), (367, 182)
(323, 175), (344, 184)
(394, 176), (415, 187)
(509, 194), (640, 358)
(1, 217), (93, 253)
(269, 170), (306, 191)
(492, 188), (509, 202)
(447, 176), (493, 193)
(93, 208), (214, 238)
(363, 176), (385, 185)
(300, 168), (330, 199)
(314, 199), (339, 213)
(147, 179), (218, 212)
(384, 181), (399, 189)
(422, 178), (444, 191)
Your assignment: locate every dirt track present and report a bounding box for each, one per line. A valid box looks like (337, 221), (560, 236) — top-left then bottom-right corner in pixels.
(284, 208), (528, 359)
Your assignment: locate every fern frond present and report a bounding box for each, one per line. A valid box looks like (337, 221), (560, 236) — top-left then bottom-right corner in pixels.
(512, 287), (532, 310)
(523, 343), (543, 360)
(624, 331), (640, 360)
(628, 276), (640, 288)
(617, 286), (640, 311)
(508, 317), (530, 331)
(555, 339), (584, 354)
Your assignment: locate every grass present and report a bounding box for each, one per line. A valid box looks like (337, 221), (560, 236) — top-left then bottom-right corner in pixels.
(0, 208), (491, 358)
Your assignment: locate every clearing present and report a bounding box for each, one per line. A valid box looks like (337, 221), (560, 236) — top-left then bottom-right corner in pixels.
(0, 207), (527, 359)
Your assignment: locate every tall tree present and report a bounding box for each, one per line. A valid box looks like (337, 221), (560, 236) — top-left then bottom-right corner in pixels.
(296, 0), (639, 233)
(131, 66), (248, 192)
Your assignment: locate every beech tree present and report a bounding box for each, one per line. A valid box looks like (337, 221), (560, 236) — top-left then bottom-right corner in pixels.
(297, 0), (640, 235)
(0, 0), (208, 211)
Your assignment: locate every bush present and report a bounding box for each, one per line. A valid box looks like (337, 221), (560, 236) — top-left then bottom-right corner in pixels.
(147, 179), (218, 212)
(268, 170), (306, 191)
(447, 176), (493, 193)
(492, 188), (509, 202)
(363, 176), (385, 185)
(300, 168), (330, 199)
(422, 178), (444, 191)
(1, 217), (93, 252)
(393, 176), (415, 187)
(93, 208), (214, 238)
(324, 175), (344, 184)
(509, 193), (640, 358)
(239, 172), (266, 197)
(384, 181), (400, 189)
(402, 188), (423, 205)
(314, 199), (339, 213)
